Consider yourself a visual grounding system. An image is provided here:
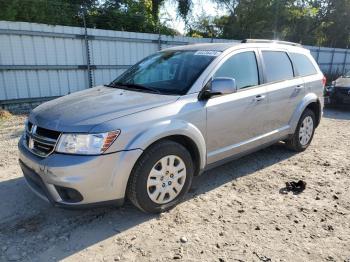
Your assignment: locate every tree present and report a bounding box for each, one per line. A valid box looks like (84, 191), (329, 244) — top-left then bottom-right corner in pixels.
(201, 0), (350, 48)
(0, 0), (98, 26)
(321, 0), (350, 47)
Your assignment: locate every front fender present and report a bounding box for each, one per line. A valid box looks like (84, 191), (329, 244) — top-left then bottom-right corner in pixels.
(289, 93), (320, 133)
(124, 119), (207, 170)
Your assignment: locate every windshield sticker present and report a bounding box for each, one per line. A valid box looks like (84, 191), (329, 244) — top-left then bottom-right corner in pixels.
(194, 51), (222, 56)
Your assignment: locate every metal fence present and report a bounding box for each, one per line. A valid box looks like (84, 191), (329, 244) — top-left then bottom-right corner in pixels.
(0, 21), (349, 104)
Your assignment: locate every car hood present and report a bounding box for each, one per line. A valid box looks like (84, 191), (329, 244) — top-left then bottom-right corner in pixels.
(335, 77), (350, 87)
(29, 86), (179, 132)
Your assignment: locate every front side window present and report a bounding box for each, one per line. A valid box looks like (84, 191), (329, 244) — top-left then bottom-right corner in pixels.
(214, 51), (259, 89)
(262, 51), (294, 82)
(112, 51), (217, 95)
(289, 53), (317, 76)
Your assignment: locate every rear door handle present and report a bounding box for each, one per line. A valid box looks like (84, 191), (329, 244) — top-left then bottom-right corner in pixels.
(254, 94), (266, 102)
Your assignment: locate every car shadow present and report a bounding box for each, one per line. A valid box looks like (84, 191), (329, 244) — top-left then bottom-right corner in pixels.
(190, 142), (296, 198)
(0, 142), (296, 261)
(323, 106), (350, 120)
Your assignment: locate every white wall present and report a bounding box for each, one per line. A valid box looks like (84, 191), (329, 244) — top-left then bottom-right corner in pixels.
(0, 21), (348, 101)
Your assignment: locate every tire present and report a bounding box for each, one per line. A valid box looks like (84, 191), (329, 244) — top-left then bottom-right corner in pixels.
(286, 109), (316, 152)
(126, 140), (194, 213)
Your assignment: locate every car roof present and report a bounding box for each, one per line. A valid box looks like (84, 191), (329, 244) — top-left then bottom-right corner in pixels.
(163, 41), (309, 54)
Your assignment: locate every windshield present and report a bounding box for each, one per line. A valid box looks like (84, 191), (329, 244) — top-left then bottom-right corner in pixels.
(344, 70), (350, 78)
(110, 50), (219, 95)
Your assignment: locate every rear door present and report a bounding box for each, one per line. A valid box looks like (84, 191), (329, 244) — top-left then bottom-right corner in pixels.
(260, 49), (305, 132)
(206, 49), (270, 164)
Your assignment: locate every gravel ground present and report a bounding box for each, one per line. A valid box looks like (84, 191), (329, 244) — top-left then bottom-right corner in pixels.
(0, 108), (349, 262)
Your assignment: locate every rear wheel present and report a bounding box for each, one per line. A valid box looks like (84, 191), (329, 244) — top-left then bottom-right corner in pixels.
(127, 140), (194, 213)
(286, 109), (316, 152)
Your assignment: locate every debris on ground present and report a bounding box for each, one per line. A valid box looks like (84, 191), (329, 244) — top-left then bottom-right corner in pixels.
(0, 109), (12, 121)
(280, 180), (307, 194)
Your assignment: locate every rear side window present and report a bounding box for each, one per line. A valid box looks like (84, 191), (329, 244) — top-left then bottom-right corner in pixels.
(290, 53), (317, 76)
(262, 51), (294, 82)
(214, 51), (259, 89)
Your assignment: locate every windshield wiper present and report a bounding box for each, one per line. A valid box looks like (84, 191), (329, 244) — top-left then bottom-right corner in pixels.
(104, 84), (118, 88)
(111, 82), (161, 94)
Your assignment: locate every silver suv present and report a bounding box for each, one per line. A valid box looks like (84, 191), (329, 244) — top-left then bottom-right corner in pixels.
(18, 40), (325, 213)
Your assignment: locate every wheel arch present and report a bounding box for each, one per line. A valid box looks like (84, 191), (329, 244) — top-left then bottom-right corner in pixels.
(305, 100), (322, 128)
(148, 135), (202, 176)
(290, 93), (322, 132)
(125, 120), (206, 175)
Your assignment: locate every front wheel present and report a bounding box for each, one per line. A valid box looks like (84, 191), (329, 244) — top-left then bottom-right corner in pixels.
(126, 140), (194, 213)
(286, 109), (316, 152)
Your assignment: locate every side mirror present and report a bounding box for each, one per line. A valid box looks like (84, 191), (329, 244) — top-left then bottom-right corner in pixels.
(199, 77), (237, 100)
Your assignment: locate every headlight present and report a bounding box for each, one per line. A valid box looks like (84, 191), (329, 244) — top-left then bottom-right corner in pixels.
(56, 130), (120, 155)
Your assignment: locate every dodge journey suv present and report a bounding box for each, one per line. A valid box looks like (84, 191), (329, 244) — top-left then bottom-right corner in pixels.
(19, 39), (325, 213)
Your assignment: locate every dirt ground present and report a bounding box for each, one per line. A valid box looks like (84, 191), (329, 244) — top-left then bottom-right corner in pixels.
(0, 108), (349, 262)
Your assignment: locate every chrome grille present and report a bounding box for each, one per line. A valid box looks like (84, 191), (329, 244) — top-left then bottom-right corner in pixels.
(24, 121), (61, 157)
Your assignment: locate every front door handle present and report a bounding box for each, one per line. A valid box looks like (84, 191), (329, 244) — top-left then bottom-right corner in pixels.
(254, 94), (266, 102)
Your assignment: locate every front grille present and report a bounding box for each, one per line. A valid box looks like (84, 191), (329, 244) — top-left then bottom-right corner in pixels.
(25, 121), (61, 157)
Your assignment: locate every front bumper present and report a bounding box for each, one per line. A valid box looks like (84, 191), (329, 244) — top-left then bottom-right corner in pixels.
(325, 87), (350, 105)
(18, 136), (143, 208)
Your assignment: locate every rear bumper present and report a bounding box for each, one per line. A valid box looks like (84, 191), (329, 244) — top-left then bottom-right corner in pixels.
(18, 135), (143, 208)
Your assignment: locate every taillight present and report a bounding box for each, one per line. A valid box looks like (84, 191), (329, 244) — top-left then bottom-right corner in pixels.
(322, 76), (326, 87)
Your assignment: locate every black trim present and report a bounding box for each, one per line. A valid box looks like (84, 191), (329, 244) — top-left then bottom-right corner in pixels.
(255, 49), (264, 85)
(286, 51), (297, 77)
(54, 199), (124, 210)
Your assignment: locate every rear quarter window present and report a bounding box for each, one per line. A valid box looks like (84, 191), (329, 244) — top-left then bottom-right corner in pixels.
(289, 53), (317, 76)
(262, 51), (294, 83)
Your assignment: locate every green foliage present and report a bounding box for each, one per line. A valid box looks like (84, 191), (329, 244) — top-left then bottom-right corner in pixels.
(191, 0), (350, 48)
(0, 0), (93, 26)
(0, 0), (349, 48)
(0, 0), (177, 34)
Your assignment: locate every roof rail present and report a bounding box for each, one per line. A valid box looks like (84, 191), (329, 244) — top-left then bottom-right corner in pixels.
(241, 39), (302, 47)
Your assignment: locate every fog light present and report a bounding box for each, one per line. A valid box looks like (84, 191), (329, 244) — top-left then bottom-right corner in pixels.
(55, 186), (83, 203)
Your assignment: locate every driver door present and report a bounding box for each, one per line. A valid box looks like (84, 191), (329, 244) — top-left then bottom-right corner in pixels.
(206, 49), (269, 164)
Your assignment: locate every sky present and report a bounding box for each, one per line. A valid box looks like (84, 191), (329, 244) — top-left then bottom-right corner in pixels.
(161, 0), (228, 34)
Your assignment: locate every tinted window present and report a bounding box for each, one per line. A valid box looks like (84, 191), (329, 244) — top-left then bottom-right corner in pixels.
(113, 51), (217, 95)
(262, 51), (294, 82)
(290, 53), (317, 76)
(214, 51), (259, 89)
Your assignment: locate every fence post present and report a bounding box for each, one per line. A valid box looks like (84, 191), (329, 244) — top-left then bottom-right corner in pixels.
(158, 33), (161, 51)
(342, 50), (348, 75)
(328, 48), (335, 77)
(82, 12), (93, 88)
(316, 47), (320, 63)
